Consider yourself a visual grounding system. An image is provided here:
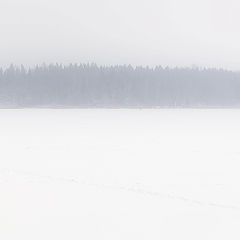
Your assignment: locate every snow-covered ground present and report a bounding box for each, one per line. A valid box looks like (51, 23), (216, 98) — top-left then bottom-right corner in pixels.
(1, 109), (240, 240)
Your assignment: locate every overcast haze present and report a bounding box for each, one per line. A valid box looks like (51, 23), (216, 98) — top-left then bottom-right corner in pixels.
(1, 0), (240, 70)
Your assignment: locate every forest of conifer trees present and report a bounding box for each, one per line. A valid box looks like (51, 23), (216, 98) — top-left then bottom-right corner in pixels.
(0, 64), (239, 108)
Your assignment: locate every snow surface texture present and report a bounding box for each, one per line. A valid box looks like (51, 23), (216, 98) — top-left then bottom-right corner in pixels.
(1, 109), (240, 240)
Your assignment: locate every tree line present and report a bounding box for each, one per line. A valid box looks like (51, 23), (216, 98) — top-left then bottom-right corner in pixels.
(0, 63), (239, 108)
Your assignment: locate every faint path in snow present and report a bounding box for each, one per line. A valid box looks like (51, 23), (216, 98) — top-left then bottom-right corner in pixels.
(0, 168), (239, 211)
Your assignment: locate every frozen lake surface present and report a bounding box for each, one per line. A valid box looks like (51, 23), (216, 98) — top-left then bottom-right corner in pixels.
(1, 109), (240, 240)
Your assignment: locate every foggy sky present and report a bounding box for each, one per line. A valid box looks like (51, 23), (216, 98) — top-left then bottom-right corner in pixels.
(1, 0), (240, 70)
